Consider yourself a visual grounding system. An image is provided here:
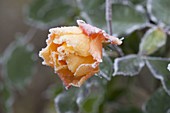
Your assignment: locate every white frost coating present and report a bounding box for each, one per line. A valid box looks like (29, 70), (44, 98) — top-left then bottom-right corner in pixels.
(67, 83), (80, 89)
(99, 71), (111, 81)
(49, 26), (80, 34)
(92, 62), (100, 68)
(146, 0), (158, 23)
(135, 5), (145, 13)
(142, 102), (147, 113)
(125, 24), (147, 35)
(147, 0), (167, 26)
(38, 49), (44, 58)
(42, 61), (46, 65)
(74, 62), (98, 76)
(146, 58), (170, 96)
(54, 94), (64, 113)
(77, 19), (86, 25)
(167, 108), (170, 113)
(58, 55), (64, 61)
(144, 56), (170, 61)
(113, 54), (145, 76)
(39, 48), (48, 65)
(168, 63), (170, 71)
(53, 35), (78, 49)
(95, 28), (100, 33)
(57, 46), (65, 54)
(76, 92), (83, 105)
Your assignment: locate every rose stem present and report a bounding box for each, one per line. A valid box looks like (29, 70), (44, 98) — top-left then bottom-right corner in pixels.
(105, 0), (124, 57)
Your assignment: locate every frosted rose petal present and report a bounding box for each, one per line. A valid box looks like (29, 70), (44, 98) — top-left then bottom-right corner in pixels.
(51, 52), (67, 72)
(89, 37), (103, 62)
(39, 42), (58, 67)
(74, 63), (99, 76)
(66, 54), (94, 73)
(49, 26), (82, 35)
(53, 34), (90, 56)
(77, 20), (122, 45)
(57, 67), (95, 88)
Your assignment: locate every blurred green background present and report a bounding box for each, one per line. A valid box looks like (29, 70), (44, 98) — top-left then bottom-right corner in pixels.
(0, 0), (170, 113)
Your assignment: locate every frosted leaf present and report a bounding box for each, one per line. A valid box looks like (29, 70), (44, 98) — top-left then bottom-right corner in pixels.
(145, 57), (170, 95)
(147, 0), (170, 25)
(55, 88), (79, 113)
(139, 27), (167, 55)
(28, 0), (76, 29)
(55, 77), (105, 113)
(99, 49), (113, 80)
(2, 38), (35, 88)
(144, 88), (170, 113)
(113, 54), (145, 76)
(77, 77), (104, 113)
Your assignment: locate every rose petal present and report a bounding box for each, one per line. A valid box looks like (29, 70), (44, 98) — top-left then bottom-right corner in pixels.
(57, 67), (97, 89)
(46, 33), (58, 44)
(39, 42), (58, 67)
(51, 52), (67, 72)
(66, 54), (94, 73)
(57, 43), (75, 59)
(89, 37), (103, 62)
(49, 26), (82, 35)
(77, 20), (102, 36)
(74, 63), (99, 76)
(77, 20), (122, 45)
(104, 34), (123, 45)
(53, 34), (90, 56)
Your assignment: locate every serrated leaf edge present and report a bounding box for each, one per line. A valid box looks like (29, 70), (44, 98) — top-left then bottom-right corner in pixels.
(139, 27), (166, 55)
(113, 54), (145, 76)
(145, 57), (170, 96)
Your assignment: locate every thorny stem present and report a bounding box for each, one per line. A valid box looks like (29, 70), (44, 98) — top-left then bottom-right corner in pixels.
(105, 0), (124, 57)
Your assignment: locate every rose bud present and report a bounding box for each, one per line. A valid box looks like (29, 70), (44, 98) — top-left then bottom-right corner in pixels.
(39, 20), (122, 89)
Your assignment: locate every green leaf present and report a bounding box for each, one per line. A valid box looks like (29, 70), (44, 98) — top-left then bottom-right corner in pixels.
(148, 0), (170, 25)
(55, 77), (105, 113)
(144, 88), (170, 113)
(116, 107), (143, 113)
(55, 88), (79, 113)
(111, 4), (146, 35)
(145, 57), (170, 95)
(99, 50), (113, 80)
(77, 78), (105, 113)
(139, 27), (167, 55)
(28, 0), (76, 28)
(113, 54), (145, 76)
(3, 40), (35, 87)
(0, 85), (10, 113)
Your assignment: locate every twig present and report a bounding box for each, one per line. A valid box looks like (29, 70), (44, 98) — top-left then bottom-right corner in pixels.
(105, 0), (124, 57)
(106, 0), (113, 35)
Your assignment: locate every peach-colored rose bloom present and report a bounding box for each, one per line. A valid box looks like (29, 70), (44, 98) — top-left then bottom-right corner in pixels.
(39, 20), (122, 89)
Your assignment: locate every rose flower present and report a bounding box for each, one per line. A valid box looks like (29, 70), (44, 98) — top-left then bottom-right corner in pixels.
(39, 20), (122, 89)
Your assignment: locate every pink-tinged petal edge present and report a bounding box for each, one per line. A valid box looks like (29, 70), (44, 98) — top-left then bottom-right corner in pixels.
(77, 20), (122, 45)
